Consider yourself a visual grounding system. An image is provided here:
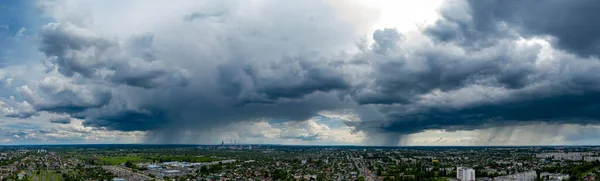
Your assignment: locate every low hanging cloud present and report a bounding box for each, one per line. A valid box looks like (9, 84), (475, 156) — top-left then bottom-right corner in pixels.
(49, 114), (71, 124)
(1, 0), (600, 145)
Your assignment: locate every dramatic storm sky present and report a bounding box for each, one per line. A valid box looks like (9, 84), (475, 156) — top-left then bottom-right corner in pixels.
(2, 0), (600, 145)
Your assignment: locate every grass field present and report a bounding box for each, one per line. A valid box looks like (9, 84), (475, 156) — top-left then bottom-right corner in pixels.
(97, 156), (151, 165)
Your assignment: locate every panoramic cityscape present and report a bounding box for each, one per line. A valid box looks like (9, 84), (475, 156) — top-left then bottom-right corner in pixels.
(2, 0), (600, 180)
(1, 145), (600, 180)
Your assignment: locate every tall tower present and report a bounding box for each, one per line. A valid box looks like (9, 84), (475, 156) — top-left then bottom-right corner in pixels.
(221, 141), (224, 146)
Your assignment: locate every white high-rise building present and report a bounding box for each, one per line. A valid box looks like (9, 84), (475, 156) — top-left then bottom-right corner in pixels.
(466, 169), (475, 181)
(457, 167), (476, 181)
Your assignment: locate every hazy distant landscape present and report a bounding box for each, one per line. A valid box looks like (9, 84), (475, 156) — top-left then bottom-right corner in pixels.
(2, 145), (600, 180)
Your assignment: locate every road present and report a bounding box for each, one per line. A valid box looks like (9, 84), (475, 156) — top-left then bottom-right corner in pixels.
(351, 155), (375, 181)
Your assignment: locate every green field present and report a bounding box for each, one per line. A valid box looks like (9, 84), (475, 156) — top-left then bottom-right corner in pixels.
(97, 156), (150, 165)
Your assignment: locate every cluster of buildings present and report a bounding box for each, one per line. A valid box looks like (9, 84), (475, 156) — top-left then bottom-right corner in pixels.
(494, 171), (536, 181)
(103, 166), (154, 181)
(0, 153), (8, 161)
(0, 166), (16, 180)
(584, 156), (600, 162)
(133, 160), (237, 179)
(156, 159), (236, 168)
(0, 152), (18, 180)
(539, 172), (570, 181)
(535, 152), (593, 161)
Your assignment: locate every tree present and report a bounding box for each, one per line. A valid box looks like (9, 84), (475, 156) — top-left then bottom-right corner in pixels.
(200, 166), (209, 174)
(125, 161), (138, 170)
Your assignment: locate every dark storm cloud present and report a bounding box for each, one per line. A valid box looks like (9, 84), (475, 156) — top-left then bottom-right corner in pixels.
(347, 0), (600, 140)
(353, 28), (541, 105)
(39, 23), (112, 78)
(35, 79), (112, 113)
(352, 92), (600, 135)
(427, 0), (600, 57)
(65, 63), (351, 135)
(82, 109), (167, 131)
(425, 1), (516, 48)
(10, 0), (362, 140)
(49, 114), (71, 124)
(218, 54), (350, 105)
(40, 23), (190, 89)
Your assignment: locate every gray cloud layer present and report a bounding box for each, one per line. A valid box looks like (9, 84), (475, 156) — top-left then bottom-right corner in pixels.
(349, 0), (600, 139)
(428, 0), (600, 57)
(3, 0), (600, 145)
(49, 114), (71, 124)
